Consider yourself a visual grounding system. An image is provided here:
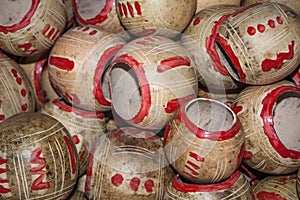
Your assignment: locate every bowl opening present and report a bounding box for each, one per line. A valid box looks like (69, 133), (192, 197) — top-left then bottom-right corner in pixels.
(273, 91), (300, 152)
(77, 0), (106, 19)
(110, 62), (142, 121)
(186, 99), (234, 132)
(216, 41), (240, 80)
(0, 0), (32, 26)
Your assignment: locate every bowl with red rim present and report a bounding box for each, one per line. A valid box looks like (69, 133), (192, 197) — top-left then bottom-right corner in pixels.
(85, 127), (173, 200)
(19, 58), (50, 109)
(0, 112), (78, 199)
(48, 26), (126, 112)
(109, 35), (198, 130)
(232, 80), (300, 174)
(216, 2), (300, 85)
(74, 0), (124, 33)
(182, 5), (243, 91)
(164, 97), (245, 183)
(164, 170), (252, 199)
(0, 0), (67, 58)
(252, 175), (298, 200)
(0, 52), (35, 123)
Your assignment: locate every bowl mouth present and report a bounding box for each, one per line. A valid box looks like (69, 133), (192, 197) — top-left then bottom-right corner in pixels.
(109, 54), (151, 125)
(74, 0), (111, 25)
(171, 170), (242, 193)
(0, 0), (37, 33)
(262, 85), (300, 159)
(178, 98), (241, 141)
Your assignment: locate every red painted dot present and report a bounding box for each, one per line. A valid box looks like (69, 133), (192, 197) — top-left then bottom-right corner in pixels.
(72, 135), (80, 144)
(257, 24), (265, 33)
(11, 69), (18, 77)
(0, 115), (5, 120)
(193, 17), (201, 26)
(16, 77), (22, 85)
(268, 19), (275, 28)
(276, 16), (283, 24)
(144, 179), (154, 193)
(89, 30), (97, 35)
(247, 26), (256, 36)
(21, 103), (28, 111)
(21, 89), (26, 97)
(82, 27), (89, 32)
(111, 173), (124, 187)
(130, 177), (140, 192)
(244, 151), (253, 160)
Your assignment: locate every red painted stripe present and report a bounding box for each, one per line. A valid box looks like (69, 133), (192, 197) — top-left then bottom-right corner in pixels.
(183, 171), (198, 179)
(118, 2), (123, 17)
(34, 58), (48, 104)
(216, 34), (246, 81)
(173, 170), (242, 192)
(49, 56), (75, 71)
(157, 56), (191, 73)
(134, 1), (142, 16)
(262, 40), (295, 72)
(184, 165), (200, 175)
(47, 28), (55, 39)
(135, 29), (156, 37)
(53, 99), (105, 119)
(51, 29), (60, 41)
(163, 124), (171, 146)
(74, 0), (114, 25)
(41, 24), (50, 35)
(63, 136), (77, 175)
(85, 137), (99, 199)
(122, 2), (128, 18)
(0, 157), (6, 165)
(0, 0), (40, 34)
(232, 3), (262, 17)
(206, 14), (232, 76)
(186, 161), (200, 170)
(93, 44), (124, 107)
(127, 1), (134, 17)
(260, 86), (300, 159)
(189, 152), (205, 162)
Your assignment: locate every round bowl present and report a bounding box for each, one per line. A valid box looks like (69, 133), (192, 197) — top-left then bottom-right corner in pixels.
(85, 127), (174, 199)
(115, 0), (197, 37)
(216, 2), (300, 85)
(40, 98), (107, 176)
(164, 98), (244, 183)
(232, 80), (300, 174)
(0, 112), (78, 199)
(48, 26), (126, 112)
(164, 170), (252, 199)
(252, 175), (298, 200)
(182, 5), (242, 91)
(0, 0), (67, 57)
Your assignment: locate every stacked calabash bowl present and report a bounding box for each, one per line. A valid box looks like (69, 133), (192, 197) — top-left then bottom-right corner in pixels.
(0, 0), (299, 199)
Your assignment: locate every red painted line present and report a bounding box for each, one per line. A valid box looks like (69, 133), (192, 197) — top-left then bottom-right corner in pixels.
(49, 56), (75, 71)
(157, 56), (191, 73)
